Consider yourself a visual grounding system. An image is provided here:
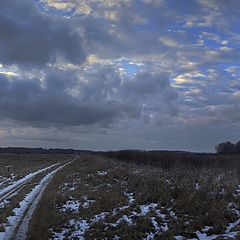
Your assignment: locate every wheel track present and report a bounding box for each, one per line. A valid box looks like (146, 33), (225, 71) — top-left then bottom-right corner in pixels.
(2, 159), (74, 240)
(0, 162), (61, 205)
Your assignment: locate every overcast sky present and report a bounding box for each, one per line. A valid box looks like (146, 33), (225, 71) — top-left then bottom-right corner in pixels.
(0, 0), (240, 152)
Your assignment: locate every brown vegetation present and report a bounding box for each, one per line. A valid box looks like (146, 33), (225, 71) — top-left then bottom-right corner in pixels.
(27, 153), (240, 239)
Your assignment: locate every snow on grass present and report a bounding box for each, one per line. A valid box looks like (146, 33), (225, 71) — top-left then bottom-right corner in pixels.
(169, 208), (177, 219)
(60, 197), (95, 213)
(59, 177), (81, 192)
(51, 212), (109, 240)
(195, 230), (238, 240)
(225, 210), (240, 233)
(97, 170), (108, 176)
(195, 182), (200, 190)
(60, 200), (81, 213)
(185, 207), (240, 240)
(124, 191), (134, 205)
(0, 162), (60, 198)
(0, 174), (16, 189)
(140, 203), (158, 216)
(82, 196), (95, 209)
(113, 202), (169, 238)
(202, 226), (214, 232)
(110, 215), (133, 227)
(51, 219), (90, 240)
(174, 236), (186, 240)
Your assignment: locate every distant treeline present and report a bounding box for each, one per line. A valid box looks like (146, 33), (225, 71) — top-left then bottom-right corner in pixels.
(1, 147), (240, 169)
(215, 141), (240, 154)
(0, 147), (91, 155)
(98, 150), (240, 169)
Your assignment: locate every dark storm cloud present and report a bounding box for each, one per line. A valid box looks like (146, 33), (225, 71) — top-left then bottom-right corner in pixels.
(0, 0), (85, 66)
(0, 74), (119, 127)
(0, 64), (178, 128)
(1, 0), (240, 151)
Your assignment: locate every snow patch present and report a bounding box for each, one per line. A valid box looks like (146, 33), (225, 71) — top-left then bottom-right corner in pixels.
(97, 171), (108, 176)
(61, 200), (81, 213)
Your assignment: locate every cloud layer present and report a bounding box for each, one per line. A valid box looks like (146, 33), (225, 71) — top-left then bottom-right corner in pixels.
(0, 0), (240, 151)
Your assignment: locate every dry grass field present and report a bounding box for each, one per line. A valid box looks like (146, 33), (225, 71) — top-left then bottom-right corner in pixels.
(27, 154), (240, 240)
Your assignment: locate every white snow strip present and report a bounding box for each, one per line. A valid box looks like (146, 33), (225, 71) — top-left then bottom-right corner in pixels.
(97, 171), (108, 176)
(195, 231), (238, 240)
(0, 162), (60, 198)
(0, 184), (25, 208)
(0, 161), (72, 240)
(225, 209), (240, 233)
(174, 236), (186, 240)
(0, 174), (16, 188)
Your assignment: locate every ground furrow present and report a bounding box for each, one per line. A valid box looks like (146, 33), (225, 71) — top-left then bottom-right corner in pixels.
(0, 162), (61, 204)
(1, 160), (73, 240)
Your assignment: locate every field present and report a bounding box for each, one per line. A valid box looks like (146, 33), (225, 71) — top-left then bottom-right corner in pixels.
(1, 153), (240, 239)
(24, 153), (240, 240)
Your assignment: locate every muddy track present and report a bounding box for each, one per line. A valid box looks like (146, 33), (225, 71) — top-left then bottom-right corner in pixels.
(1, 159), (74, 240)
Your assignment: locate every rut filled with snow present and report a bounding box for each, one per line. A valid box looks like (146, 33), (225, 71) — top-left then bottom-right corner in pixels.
(0, 162), (61, 201)
(0, 160), (73, 240)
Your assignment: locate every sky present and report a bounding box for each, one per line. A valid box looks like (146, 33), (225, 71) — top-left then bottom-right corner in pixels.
(0, 0), (240, 152)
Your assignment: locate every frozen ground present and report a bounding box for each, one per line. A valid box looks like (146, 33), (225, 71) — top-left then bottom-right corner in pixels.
(0, 157), (73, 240)
(31, 155), (240, 240)
(4, 154), (238, 240)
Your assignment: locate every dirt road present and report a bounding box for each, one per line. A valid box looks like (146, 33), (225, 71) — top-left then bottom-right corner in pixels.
(0, 159), (74, 240)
